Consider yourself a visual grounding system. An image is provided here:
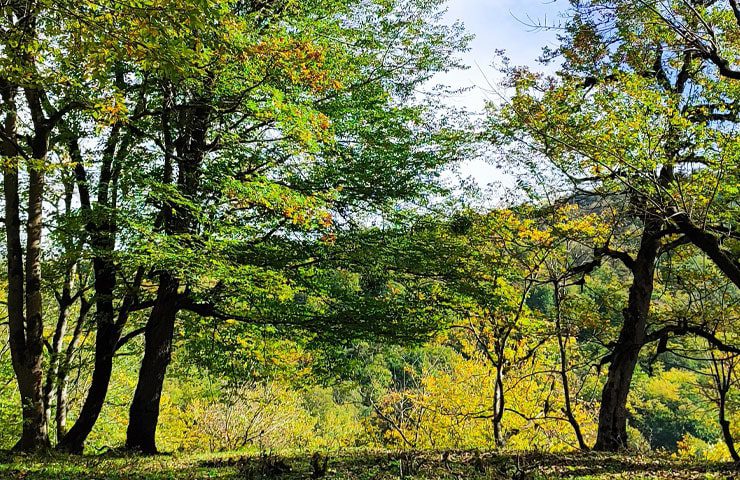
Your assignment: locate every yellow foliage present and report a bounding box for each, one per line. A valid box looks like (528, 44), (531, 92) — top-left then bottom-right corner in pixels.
(676, 433), (733, 462)
(375, 342), (599, 452)
(643, 370), (695, 403)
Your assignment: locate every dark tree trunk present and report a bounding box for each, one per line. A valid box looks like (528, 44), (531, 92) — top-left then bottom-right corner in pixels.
(492, 363), (505, 448)
(56, 297), (90, 440)
(56, 62), (156, 451)
(57, 324), (117, 453)
(56, 279), (119, 453)
(711, 354), (739, 462)
(23, 165), (47, 444)
(719, 395), (739, 462)
(4, 160), (49, 450)
(125, 274), (180, 453)
(553, 281), (588, 450)
(1, 86), (29, 447)
(2, 79), (50, 451)
(594, 217), (661, 451)
(58, 258), (143, 453)
(59, 72), (154, 451)
(126, 94), (210, 453)
(57, 132), (123, 453)
(0, 1), (53, 452)
(594, 344), (641, 450)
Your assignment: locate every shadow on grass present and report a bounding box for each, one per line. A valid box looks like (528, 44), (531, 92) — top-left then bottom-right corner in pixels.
(0, 449), (218, 480)
(200, 450), (739, 479)
(0, 449), (737, 479)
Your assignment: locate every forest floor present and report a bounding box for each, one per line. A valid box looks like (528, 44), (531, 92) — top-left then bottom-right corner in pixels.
(0, 449), (737, 479)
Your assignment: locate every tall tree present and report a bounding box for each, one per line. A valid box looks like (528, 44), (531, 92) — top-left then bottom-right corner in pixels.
(0, 0), (85, 451)
(53, 0), (226, 453)
(487, 0), (740, 450)
(113, 0), (467, 453)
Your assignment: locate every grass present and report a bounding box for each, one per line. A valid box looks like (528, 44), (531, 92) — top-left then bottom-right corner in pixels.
(0, 449), (737, 479)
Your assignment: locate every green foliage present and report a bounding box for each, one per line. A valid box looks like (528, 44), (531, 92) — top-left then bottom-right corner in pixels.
(0, 328), (20, 450)
(2, 0), (740, 466)
(0, 451), (737, 479)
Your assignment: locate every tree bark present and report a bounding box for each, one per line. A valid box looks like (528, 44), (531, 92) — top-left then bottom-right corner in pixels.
(57, 127), (142, 452)
(57, 261), (143, 453)
(24, 165), (47, 433)
(126, 95), (210, 453)
(554, 281), (588, 450)
(492, 362), (505, 448)
(719, 393), (739, 462)
(59, 71), (155, 451)
(3, 112), (46, 452)
(56, 133), (115, 452)
(57, 282), (119, 453)
(1, 78), (50, 451)
(125, 274), (180, 453)
(593, 217), (661, 451)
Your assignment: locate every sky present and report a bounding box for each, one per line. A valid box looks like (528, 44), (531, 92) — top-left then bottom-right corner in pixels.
(440, 0), (566, 110)
(437, 0), (567, 190)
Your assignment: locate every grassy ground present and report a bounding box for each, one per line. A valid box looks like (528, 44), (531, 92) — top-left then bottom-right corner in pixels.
(0, 449), (737, 479)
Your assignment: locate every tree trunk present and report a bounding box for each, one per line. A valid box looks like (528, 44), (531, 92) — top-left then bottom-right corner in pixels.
(56, 298), (90, 440)
(58, 330), (116, 453)
(59, 73), (155, 450)
(56, 281), (119, 453)
(712, 354), (739, 462)
(22, 148), (49, 452)
(5, 163), (49, 451)
(719, 394), (739, 462)
(126, 96), (210, 453)
(594, 344), (641, 450)
(58, 260), (143, 452)
(0, 1), (54, 452)
(594, 218), (661, 451)
(57, 131), (130, 453)
(554, 281), (588, 450)
(1, 81), (50, 451)
(492, 363), (505, 448)
(126, 274), (180, 453)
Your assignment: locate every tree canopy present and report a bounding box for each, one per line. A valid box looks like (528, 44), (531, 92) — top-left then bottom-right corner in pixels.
(1, 0), (740, 464)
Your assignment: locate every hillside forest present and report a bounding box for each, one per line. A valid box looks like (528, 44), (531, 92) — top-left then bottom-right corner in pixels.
(1, 0), (740, 476)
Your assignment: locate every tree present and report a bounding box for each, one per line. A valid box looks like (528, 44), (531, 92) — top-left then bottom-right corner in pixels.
(54, 0), (231, 453)
(1, 0), (468, 454)
(99, 0), (467, 453)
(360, 208), (600, 448)
(1, 0), (86, 451)
(708, 350), (740, 461)
(487, 0), (740, 449)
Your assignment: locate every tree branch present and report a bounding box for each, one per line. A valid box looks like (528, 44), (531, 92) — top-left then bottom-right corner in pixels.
(646, 324), (740, 355)
(115, 327), (146, 352)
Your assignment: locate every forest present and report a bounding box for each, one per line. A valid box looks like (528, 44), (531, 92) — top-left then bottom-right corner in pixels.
(0, 0), (739, 478)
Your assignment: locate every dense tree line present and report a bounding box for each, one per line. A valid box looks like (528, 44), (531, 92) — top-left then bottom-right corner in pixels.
(1, 0), (739, 459)
(0, 0), (466, 453)
(490, 0), (740, 450)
